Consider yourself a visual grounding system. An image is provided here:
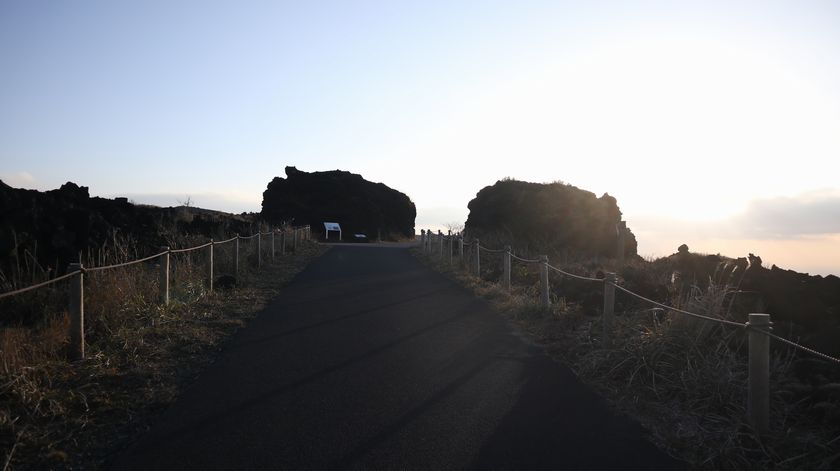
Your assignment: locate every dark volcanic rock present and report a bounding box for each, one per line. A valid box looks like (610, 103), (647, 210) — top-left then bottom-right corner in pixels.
(0, 180), (254, 276)
(655, 247), (840, 355)
(260, 167), (416, 240)
(464, 178), (637, 258)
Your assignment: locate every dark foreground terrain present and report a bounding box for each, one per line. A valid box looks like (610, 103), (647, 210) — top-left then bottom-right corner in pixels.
(110, 244), (681, 470)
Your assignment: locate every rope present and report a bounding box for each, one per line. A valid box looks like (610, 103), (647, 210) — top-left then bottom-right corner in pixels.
(749, 327), (840, 364)
(169, 242), (213, 254)
(478, 245), (506, 254)
(215, 236), (238, 245)
(239, 233), (260, 240)
(510, 253), (540, 264)
(0, 270), (82, 300)
(84, 251), (169, 273)
(545, 263), (603, 282)
(613, 283), (746, 328)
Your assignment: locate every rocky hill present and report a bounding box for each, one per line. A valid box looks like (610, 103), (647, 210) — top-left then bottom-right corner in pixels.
(0, 180), (255, 276)
(261, 167), (416, 240)
(465, 178), (637, 259)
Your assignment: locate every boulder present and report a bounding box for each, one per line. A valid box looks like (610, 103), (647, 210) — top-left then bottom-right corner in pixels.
(260, 167), (416, 240)
(464, 178), (637, 258)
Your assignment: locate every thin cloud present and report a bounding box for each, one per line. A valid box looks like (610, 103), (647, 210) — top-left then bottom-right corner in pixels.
(732, 191), (840, 239)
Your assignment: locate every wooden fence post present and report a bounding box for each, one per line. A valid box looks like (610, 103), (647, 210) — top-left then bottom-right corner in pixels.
(209, 239), (214, 293)
(68, 263), (84, 360)
(293, 229), (298, 251)
(438, 231), (444, 260)
(420, 230), (425, 250)
(459, 237), (464, 262)
(160, 247), (170, 305)
(603, 272), (616, 346)
(475, 238), (481, 277)
(271, 230), (275, 262)
(234, 235), (240, 278)
(540, 255), (550, 308)
(281, 230), (286, 256)
(448, 231), (453, 265)
(616, 221), (626, 266)
(257, 232), (262, 269)
(748, 313), (771, 434)
(503, 245), (511, 291)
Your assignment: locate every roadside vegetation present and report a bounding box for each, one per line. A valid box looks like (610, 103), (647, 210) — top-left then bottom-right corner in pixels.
(415, 246), (840, 470)
(1, 232), (324, 470)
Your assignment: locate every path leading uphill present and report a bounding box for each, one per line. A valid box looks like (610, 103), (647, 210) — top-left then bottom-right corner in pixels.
(110, 244), (682, 470)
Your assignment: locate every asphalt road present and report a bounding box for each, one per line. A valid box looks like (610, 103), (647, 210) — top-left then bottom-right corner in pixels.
(110, 244), (682, 470)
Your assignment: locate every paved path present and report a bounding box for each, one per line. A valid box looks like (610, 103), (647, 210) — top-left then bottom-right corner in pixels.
(110, 245), (682, 470)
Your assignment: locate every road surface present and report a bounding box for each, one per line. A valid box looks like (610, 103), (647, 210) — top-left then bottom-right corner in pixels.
(110, 244), (682, 470)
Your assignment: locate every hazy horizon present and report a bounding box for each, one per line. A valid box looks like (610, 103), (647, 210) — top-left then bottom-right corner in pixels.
(2, 1), (839, 276)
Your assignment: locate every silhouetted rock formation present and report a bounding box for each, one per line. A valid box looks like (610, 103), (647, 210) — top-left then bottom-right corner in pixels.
(260, 167), (416, 240)
(464, 178), (637, 258)
(0, 180), (254, 274)
(650, 246), (840, 355)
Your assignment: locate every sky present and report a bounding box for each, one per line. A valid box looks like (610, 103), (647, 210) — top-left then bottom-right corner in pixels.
(1, 1), (839, 275)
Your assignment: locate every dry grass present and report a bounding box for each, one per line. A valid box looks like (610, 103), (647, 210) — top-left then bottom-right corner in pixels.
(0, 237), (324, 470)
(415, 247), (840, 470)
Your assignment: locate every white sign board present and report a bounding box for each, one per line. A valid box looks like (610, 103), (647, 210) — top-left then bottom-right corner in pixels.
(323, 222), (342, 241)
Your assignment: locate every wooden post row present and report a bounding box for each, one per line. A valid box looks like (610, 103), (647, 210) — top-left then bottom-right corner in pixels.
(475, 238), (481, 277)
(540, 255), (550, 308)
(160, 246), (170, 305)
(748, 313), (771, 434)
(503, 245), (511, 291)
(281, 230), (286, 256)
(616, 221), (626, 265)
(209, 239), (214, 293)
(235, 235), (240, 278)
(68, 262), (84, 360)
(448, 231), (453, 265)
(602, 272), (616, 346)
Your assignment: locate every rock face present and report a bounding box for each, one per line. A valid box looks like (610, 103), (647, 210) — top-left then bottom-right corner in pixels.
(658, 247), (840, 354)
(0, 180), (254, 275)
(261, 167), (416, 240)
(464, 179), (637, 258)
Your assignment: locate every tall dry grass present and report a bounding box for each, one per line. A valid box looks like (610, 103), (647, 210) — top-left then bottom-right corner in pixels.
(1, 228), (319, 469)
(416, 246), (840, 470)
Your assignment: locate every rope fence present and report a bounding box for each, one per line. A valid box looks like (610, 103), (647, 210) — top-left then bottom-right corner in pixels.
(417, 227), (840, 433)
(0, 225), (312, 361)
(169, 242), (214, 254)
(0, 270), (83, 300)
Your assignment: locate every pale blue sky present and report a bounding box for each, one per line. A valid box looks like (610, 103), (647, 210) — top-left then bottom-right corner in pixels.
(2, 1), (840, 274)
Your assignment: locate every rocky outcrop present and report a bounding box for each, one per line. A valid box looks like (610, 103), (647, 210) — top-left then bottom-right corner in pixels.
(0, 180), (254, 275)
(464, 178), (637, 258)
(648, 246), (840, 354)
(260, 167), (416, 240)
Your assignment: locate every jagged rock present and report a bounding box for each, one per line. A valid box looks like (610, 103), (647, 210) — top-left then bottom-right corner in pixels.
(464, 178), (637, 258)
(260, 167), (416, 240)
(0, 180), (254, 275)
